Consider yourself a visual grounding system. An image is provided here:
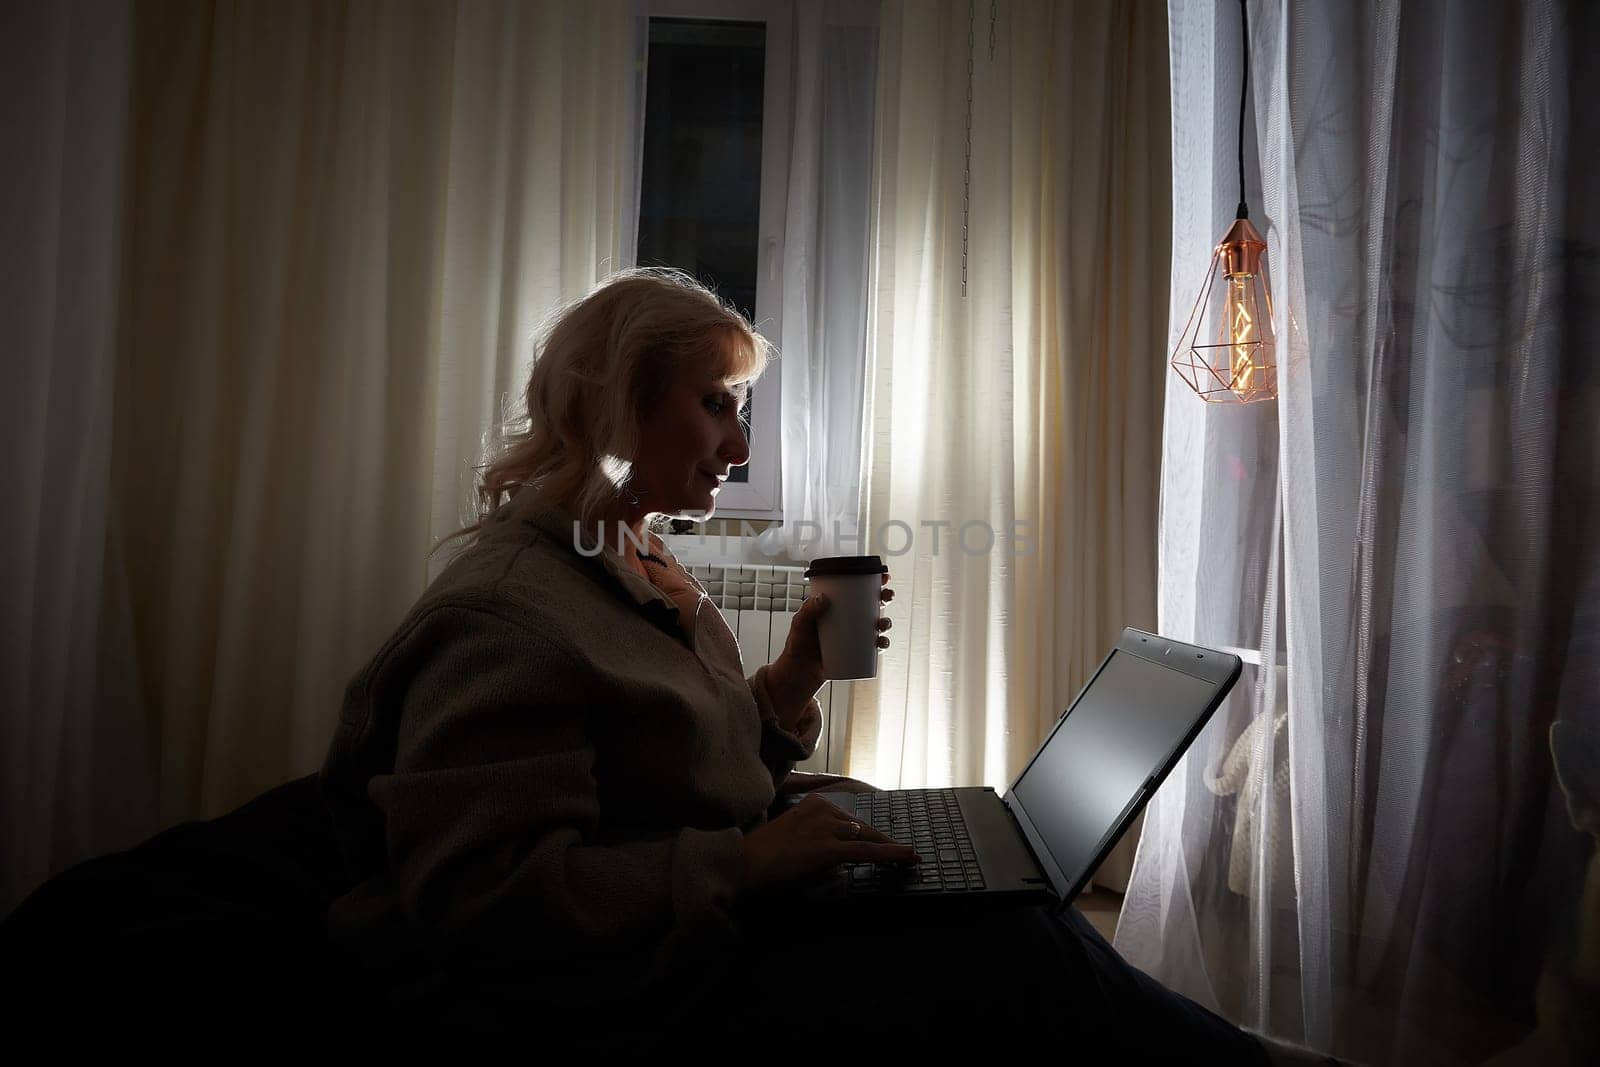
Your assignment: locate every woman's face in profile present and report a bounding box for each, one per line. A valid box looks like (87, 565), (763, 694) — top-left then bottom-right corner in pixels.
(630, 361), (752, 520)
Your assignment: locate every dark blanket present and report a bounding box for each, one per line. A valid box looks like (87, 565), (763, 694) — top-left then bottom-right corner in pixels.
(0, 775), (381, 1026)
(0, 770), (877, 1033)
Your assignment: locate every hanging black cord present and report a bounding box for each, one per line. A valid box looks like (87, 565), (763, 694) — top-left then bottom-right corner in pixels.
(1236, 0), (1250, 219)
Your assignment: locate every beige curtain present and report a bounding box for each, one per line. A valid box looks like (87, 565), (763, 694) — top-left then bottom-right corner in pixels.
(846, 0), (1169, 890)
(4, 0), (633, 914)
(2, 0), (139, 917)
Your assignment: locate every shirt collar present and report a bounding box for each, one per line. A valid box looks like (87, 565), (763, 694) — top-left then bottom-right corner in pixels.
(487, 488), (693, 628)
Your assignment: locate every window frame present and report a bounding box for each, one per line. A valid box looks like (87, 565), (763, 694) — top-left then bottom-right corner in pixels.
(631, 0), (792, 520)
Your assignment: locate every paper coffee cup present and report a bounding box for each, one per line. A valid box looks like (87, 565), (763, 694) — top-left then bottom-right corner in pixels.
(803, 555), (888, 680)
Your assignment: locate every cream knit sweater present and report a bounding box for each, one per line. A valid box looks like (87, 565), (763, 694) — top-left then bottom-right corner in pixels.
(319, 489), (821, 1002)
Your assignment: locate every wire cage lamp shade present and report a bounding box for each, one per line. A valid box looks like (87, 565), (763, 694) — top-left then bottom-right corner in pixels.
(1170, 216), (1277, 404)
(1171, 0), (1278, 405)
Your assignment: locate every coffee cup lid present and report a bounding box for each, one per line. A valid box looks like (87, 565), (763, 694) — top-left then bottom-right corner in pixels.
(804, 555), (888, 578)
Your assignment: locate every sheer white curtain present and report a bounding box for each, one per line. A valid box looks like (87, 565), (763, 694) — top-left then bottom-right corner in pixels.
(1119, 1), (1599, 1062)
(846, 0), (1169, 805)
(770, 0), (878, 557)
(2, 0), (635, 916)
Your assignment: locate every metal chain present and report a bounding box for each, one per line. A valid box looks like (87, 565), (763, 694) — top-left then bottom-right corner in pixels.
(963, 0), (974, 297)
(989, 0), (998, 61)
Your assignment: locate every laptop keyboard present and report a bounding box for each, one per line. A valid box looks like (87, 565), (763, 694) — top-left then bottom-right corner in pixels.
(845, 789), (987, 894)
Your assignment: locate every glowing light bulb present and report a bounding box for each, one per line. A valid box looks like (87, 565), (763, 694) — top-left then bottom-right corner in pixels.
(1225, 274), (1257, 399)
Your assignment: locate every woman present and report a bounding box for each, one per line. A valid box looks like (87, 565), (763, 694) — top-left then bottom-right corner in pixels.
(319, 269), (1268, 1055)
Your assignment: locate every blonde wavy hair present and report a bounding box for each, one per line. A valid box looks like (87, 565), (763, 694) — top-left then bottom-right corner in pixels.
(434, 268), (769, 556)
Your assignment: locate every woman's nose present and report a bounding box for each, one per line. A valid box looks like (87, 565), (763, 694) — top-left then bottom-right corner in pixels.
(721, 420), (751, 468)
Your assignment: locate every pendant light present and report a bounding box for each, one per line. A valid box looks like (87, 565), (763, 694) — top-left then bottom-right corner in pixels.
(1171, 0), (1277, 404)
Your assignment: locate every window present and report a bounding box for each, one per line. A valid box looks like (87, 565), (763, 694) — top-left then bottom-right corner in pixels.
(631, 0), (791, 519)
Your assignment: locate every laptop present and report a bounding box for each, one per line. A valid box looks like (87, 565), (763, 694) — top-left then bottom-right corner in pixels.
(799, 627), (1241, 915)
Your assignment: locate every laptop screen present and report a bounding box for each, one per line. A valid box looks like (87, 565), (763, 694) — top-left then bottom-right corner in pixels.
(1010, 648), (1223, 893)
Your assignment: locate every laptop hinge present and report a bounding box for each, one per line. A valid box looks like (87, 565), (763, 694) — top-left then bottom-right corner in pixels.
(1001, 791), (1066, 905)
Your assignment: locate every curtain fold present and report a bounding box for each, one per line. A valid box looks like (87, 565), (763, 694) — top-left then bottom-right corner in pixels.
(3, 0), (634, 916)
(771, 0), (878, 557)
(847, 0), (1169, 829)
(1, 0), (145, 917)
(1120, 1), (1599, 1061)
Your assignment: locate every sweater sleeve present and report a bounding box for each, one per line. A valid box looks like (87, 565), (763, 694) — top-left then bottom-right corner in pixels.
(360, 604), (747, 979)
(747, 665), (823, 787)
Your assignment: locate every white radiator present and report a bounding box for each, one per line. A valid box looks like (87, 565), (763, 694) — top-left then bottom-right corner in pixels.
(688, 563), (850, 774)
